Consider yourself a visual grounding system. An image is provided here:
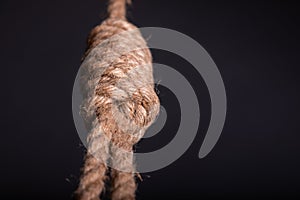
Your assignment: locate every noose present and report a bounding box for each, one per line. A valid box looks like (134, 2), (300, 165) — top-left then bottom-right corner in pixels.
(75, 0), (160, 199)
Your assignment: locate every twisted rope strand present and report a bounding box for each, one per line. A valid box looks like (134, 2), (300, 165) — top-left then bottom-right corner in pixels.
(111, 169), (136, 200)
(75, 155), (107, 200)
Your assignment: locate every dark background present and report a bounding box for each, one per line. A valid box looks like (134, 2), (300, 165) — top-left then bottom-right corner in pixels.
(0, 0), (299, 199)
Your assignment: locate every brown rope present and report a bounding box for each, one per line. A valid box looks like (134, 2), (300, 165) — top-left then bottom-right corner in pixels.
(75, 154), (108, 200)
(111, 169), (136, 200)
(107, 0), (131, 20)
(75, 0), (160, 199)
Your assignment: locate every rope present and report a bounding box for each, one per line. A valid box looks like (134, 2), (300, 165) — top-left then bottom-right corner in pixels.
(75, 0), (160, 199)
(107, 0), (131, 20)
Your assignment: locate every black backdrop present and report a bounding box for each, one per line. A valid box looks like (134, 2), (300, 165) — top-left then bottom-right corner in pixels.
(0, 0), (299, 199)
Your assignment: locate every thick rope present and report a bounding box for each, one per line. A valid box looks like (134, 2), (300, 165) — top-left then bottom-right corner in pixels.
(75, 0), (160, 199)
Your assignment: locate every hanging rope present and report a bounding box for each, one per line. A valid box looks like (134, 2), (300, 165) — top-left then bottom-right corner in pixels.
(75, 0), (160, 199)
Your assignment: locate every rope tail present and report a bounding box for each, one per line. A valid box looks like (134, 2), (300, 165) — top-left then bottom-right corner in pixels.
(75, 154), (107, 200)
(75, 122), (111, 200)
(111, 168), (136, 200)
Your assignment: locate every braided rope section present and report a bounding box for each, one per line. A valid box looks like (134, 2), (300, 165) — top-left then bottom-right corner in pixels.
(75, 0), (160, 199)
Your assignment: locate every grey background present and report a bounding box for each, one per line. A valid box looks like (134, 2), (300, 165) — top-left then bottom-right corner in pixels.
(0, 0), (299, 199)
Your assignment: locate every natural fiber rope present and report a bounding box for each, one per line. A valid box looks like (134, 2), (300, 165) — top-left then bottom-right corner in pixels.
(75, 0), (160, 199)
